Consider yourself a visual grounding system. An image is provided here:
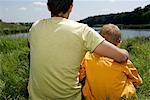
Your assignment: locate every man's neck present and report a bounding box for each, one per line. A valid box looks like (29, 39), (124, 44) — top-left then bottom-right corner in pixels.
(51, 12), (69, 19)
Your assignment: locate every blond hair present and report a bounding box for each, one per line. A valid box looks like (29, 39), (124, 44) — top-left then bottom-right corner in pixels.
(100, 24), (121, 46)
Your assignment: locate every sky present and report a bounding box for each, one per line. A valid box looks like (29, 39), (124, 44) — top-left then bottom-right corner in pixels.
(0, 0), (150, 22)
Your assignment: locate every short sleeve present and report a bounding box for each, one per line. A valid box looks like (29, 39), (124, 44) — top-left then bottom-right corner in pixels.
(82, 25), (104, 52)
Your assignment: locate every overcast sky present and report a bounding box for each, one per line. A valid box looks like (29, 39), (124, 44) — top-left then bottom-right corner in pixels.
(0, 0), (150, 22)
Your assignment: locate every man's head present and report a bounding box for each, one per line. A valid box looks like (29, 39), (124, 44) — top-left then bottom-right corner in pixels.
(47, 0), (73, 18)
(100, 24), (122, 46)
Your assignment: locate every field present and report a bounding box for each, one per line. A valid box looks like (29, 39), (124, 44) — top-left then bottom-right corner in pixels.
(0, 36), (150, 100)
(0, 38), (29, 100)
(121, 37), (150, 100)
(0, 21), (31, 35)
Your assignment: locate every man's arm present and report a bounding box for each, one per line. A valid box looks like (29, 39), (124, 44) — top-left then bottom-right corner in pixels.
(94, 40), (129, 63)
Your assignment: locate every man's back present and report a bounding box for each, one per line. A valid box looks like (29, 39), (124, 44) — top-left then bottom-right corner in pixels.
(28, 18), (104, 99)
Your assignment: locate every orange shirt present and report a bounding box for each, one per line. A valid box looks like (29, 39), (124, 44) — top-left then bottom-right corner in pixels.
(80, 52), (142, 100)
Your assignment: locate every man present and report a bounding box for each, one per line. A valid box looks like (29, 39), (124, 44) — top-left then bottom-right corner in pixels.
(28, 0), (129, 99)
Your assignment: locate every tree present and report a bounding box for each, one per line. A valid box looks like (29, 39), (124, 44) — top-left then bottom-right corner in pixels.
(79, 4), (150, 26)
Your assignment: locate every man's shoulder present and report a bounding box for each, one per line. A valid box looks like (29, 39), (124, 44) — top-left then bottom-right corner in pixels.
(31, 19), (46, 29)
(64, 19), (87, 27)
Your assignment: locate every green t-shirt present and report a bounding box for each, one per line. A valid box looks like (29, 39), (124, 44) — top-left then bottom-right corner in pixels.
(28, 18), (104, 100)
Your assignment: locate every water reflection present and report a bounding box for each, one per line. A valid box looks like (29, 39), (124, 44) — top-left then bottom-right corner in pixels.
(94, 27), (150, 40)
(121, 29), (150, 40)
(1, 29), (150, 40)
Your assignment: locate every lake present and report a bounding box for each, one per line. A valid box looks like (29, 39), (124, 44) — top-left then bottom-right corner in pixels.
(1, 29), (150, 40)
(94, 27), (150, 40)
(121, 29), (150, 40)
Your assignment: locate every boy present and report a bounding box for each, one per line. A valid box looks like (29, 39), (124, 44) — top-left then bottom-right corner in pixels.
(80, 24), (142, 100)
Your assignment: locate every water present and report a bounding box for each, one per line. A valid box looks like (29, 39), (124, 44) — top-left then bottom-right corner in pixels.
(1, 33), (30, 38)
(1, 29), (150, 40)
(94, 27), (150, 40)
(121, 29), (150, 40)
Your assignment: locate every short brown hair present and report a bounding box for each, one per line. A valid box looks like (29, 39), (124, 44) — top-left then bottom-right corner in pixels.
(47, 0), (73, 17)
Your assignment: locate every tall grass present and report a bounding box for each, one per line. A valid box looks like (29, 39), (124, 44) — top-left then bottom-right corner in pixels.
(121, 37), (150, 100)
(0, 37), (29, 100)
(0, 36), (150, 99)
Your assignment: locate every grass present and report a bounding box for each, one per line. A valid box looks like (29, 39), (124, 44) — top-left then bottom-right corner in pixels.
(0, 37), (29, 100)
(121, 37), (150, 100)
(0, 22), (30, 35)
(0, 22), (27, 30)
(0, 36), (150, 100)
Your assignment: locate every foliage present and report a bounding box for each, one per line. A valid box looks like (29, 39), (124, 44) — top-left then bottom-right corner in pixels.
(0, 22), (32, 35)
(117, 24), (150, 29)
(0, 38), (29, 100)
(121, 37), (150, 99)
(0, 37), (150, 99)
(79, 4), (150, 27)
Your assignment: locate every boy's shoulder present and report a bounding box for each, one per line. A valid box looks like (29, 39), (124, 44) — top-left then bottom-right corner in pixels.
(126, 60), (135, 68)
(84, 52), (134, 67)
(84, 52), (113, 63)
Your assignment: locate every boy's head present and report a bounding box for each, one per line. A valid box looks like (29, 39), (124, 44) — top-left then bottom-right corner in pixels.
(100, 24), (121, 46)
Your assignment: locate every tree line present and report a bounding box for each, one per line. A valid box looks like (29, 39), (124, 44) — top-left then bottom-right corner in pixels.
(0, 20), (32, 35)
(79, 4), (150, 28)
(0, 4), (150, 35)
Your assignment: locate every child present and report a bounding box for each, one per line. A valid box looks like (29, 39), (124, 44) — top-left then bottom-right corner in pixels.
(80, 24), (143, 100)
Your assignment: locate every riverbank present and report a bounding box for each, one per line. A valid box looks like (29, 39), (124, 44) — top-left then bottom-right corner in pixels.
(1, 28), (150, 40)
(118, 24), (150, 29)
(1, 20), (150, 36)
(0, 21), (31, 36)
(0, 36), (150, 99)
(93, 24), (150, 29)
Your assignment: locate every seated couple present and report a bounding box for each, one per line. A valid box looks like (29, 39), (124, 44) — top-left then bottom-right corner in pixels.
(80, 24), (143, 100)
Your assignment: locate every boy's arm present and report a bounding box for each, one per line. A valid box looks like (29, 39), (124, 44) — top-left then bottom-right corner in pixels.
(94, 40), (129, 63)
(127, 60), (143, 87)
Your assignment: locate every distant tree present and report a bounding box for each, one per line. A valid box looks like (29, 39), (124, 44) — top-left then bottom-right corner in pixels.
(79, 4), (150, 27)
(143, 4), (150, 12)
(143, 11), (150, 24)
(134, 7), (142, 12)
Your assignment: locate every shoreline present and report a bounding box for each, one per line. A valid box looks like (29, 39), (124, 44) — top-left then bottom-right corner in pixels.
(93, 24), (150, 29)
